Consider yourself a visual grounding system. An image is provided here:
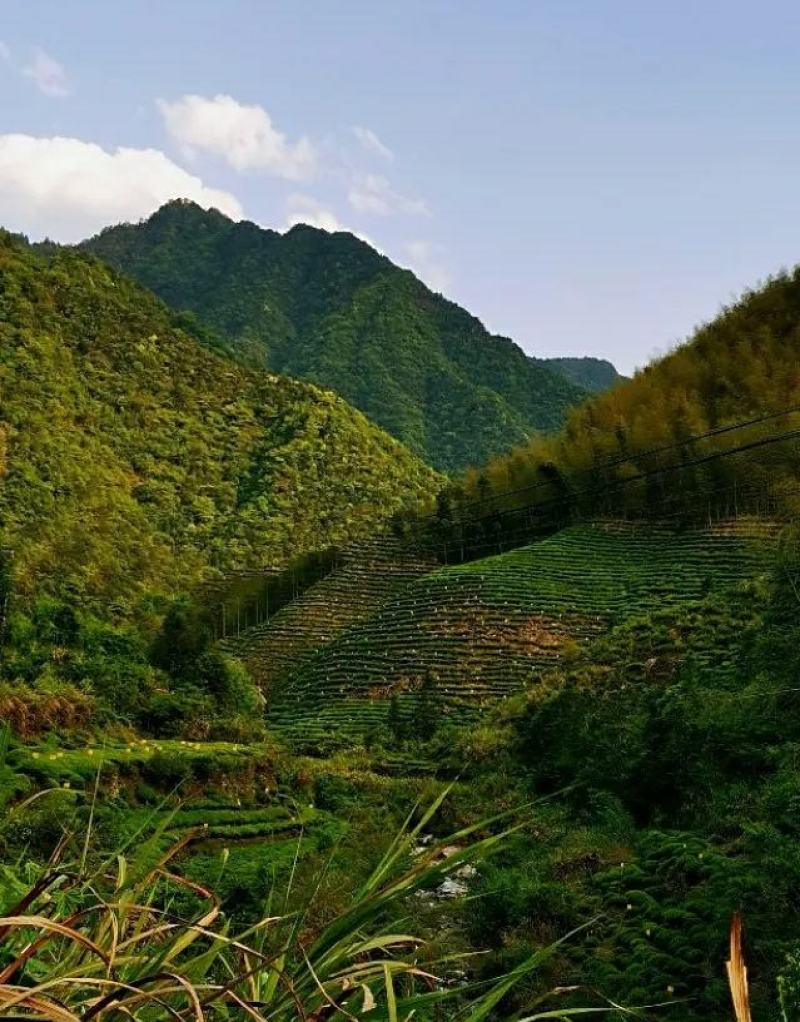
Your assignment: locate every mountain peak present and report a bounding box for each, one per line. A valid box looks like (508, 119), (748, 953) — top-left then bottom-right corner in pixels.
(152, 197), (230, 221)
(82, 210), (601, 472)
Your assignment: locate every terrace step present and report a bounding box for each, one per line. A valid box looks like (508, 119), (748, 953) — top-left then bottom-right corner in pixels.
(263, 521), (777, 751)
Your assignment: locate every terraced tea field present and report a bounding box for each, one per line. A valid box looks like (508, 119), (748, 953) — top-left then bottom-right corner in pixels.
(166, 802), (314, 842)
(222, 536), (437, 690)
(261, 520), (779, 749)
(8, 739), (327, 861)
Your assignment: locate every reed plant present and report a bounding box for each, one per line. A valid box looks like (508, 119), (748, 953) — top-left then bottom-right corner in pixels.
(0, 785), (616, 1020)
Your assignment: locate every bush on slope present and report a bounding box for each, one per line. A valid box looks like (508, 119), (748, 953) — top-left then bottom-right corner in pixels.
(453, 264), (800, 522)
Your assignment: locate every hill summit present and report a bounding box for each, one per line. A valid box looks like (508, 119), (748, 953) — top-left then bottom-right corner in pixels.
(81, 200), (607, 472)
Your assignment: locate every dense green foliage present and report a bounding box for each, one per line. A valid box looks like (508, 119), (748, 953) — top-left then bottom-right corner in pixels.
(0, 773), (563, 1021)
(0, 231), (440, 737)
(216, 519), (800, 1018)
(0, 233), (438, 621)
(456, 549), (800, 1020)
(0, 591), (268, 739)
(81, 200), (590, 472)
(7, 200), (800, 1020)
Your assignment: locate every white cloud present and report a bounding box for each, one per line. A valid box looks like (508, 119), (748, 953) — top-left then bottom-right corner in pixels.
(0, 42), (10, 62)
(403, 240), (451, 293)
(0, 134), (242, 242)
(348, 173), (429, 217)
(23, 47), (69, 97)
(352, 125), (393, 162)
(158, 93), (315, 180)
(284, 194), (344, 233)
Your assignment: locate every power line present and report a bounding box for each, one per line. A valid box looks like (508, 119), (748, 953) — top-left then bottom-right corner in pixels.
(465, 425), (800, 528)
(212, 409), (800, 610)
(456, 402), (800, 513)
(412, 425), (800, 565)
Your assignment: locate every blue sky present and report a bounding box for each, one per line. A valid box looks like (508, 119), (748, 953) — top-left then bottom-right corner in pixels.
(3, 1), (800, 373)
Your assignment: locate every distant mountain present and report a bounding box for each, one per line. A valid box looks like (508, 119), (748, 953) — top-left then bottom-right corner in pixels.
(540, 356), (622, 392)
(82, 200), (598, 473)
(0, 234), (438, 618)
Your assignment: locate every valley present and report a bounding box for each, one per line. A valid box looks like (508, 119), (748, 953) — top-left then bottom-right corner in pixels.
(2, 210), (800, 1020)
(7, 6), (800, 1018)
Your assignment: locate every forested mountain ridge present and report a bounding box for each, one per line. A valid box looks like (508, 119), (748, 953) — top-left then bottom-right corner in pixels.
(542, 355), (622, 392)
(0, 233), (439, 619)
(81, 200), (594, 472)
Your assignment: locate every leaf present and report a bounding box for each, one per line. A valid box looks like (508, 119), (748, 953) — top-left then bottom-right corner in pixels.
(0, 914), (109, 964)
(361, 983), (376, 1013)
(727, 913), (752, 1022)
(383, 963), (397, 1022)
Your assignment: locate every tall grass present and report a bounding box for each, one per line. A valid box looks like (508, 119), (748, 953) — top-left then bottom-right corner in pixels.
(0, 786), (614, 1020)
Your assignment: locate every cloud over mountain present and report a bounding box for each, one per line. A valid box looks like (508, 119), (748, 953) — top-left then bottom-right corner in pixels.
(0, 134), (242, 241)
(347, 173), (428, 217)
(352, 125), (394, 162)
(284, 194), (344, 232)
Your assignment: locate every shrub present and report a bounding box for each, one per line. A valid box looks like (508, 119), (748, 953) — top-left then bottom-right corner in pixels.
(0, 680), (94, 738)
(140, 750), (194, 788)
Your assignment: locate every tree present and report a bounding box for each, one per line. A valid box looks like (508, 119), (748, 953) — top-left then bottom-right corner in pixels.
(411, 672), (441, 742)
(150, 599), (211, 679)
(33, 599), (80, 647)
(387, 695), (406, 746)
(476, 474), (492, 504)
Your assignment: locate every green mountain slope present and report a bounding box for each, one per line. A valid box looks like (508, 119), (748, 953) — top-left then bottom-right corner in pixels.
(81, 200), (591, 473)
(0, 234), (439, 618)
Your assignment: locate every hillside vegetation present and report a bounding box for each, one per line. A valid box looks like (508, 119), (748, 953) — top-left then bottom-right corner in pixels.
(448, 267), (800, 526)
(0, 234), (438, 619)
(456, 546), (800, 1021)
(81, 200), (592, 472)
(213, 515), (800, 1019)
(224, 520), (776, 750)
(6, 206), (800, 1020)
